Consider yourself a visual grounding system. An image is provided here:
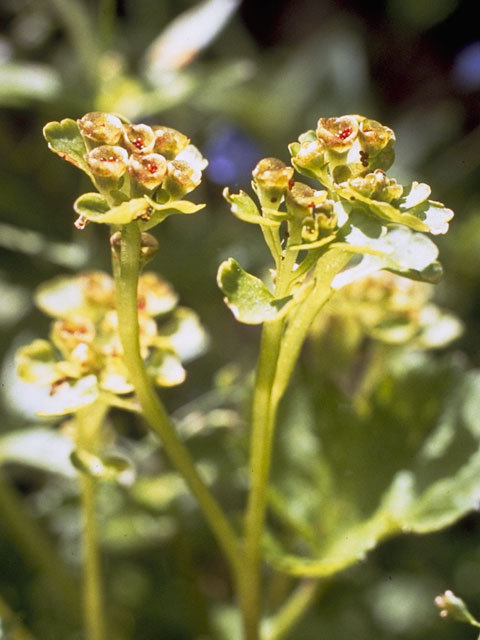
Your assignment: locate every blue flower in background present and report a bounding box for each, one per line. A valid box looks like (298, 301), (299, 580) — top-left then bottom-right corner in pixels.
(451, 41), (480, 91)
(204, 124), (264, 186)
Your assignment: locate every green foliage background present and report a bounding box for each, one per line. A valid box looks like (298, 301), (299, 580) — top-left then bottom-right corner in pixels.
(1, 1), (480, 638)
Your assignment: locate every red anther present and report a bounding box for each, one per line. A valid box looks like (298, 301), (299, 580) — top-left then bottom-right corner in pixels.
(288, 178), (295, 188)
(138, 297), (146, 310)
(338, 127), (353, 140)
(147, 163), (158, 173)
(133, 137), (144, 150)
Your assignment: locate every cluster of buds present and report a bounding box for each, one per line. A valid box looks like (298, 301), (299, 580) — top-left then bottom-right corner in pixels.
(78, 111), (207, 200)
(291, 114), (395, 184)
(314, 271), (462, 348)
(16, 271), (207, 416)
(250, 157), (338, 244)
(435, 590), (480, 628)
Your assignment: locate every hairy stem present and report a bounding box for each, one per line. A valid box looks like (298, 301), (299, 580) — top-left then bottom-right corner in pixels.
(112, 222), (240, 576)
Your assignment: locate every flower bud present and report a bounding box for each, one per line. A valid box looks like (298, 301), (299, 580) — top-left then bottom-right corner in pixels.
(87, 145), (128, 179)
(290, 139), (326, 176)
(128, 153), (167, 190)
(300, 205), (337, 243)
(164, 160), (200, 198)
(359, 118), (395, 156)
(316, 115), (359, 151)
(140, 232), (160, 265)
(285, 182), (328, 218)
(252, 158), (294, 205)
(78, 112), (124, 145)
(435, 590), (478, 626)
(153, 126), (190, 159)
(348, 169), (403, 202)
(123, 124), (155, 154)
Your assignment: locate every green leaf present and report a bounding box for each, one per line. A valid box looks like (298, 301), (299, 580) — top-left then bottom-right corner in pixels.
(333, 213), (440, 287)
(223, 188), (279, 227)
(140, 197), (205, 230)
(43, 118), (91, 176)
(74, 194), (149, 224)
(217, 258), (291, 324)
(267, 353), (480, 578)
(337, 179), (453, 235)
(0, 428), (75, 476)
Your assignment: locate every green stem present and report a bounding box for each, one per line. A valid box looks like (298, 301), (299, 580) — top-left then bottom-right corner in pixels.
(0, 593), (36, 640)
(0, 470), (80, 620)
(240, 247), (350, 639)
(112, 222), (240, 576)
(76, 401), (109, 640)
(242, 317), (285, 639)
(271, 249), (351, 408)
(262, 579), (319, 640)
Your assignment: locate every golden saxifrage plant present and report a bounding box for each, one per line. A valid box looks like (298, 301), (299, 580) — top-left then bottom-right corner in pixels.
(14, 112), (480, 640)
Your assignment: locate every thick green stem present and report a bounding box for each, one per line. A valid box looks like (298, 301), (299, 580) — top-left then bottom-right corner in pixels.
(112, 222), (240, 576)
(262, 579), (319, 640)
(0, 470), (80, 620)
(241, 247), (350, 639)
(271, 249), (351, 408)
(240, 220), (304, 639)
(242, 318), (285, 639)
(76, 401), (109, 640)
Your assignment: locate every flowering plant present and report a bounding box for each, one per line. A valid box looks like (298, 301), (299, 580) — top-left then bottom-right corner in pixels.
(8, 112), (480, 640)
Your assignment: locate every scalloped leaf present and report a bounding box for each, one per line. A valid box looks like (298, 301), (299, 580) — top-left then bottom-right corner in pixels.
(223, 188), (279, 227)
(333, 213), (440, 287)
(43, 118), (91, 176)
(266, 355), (480, 578)
(140, 197), (205, 230)
(338, 180), (453, 235)
(217, 258), (291, 324)
(0, 428), (75, 477)
(74, 194), (149, 224)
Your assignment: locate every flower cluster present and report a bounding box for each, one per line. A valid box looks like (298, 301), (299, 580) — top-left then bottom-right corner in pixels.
(16, 271), (207, 416)
(314, 270), (462, 348)
(223, 115), (454, 273)
(289, 114), (453, 236)
(44, 112), (207, 229)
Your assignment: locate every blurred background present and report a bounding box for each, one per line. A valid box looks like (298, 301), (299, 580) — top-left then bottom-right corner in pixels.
(1, 0), (480, 638)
